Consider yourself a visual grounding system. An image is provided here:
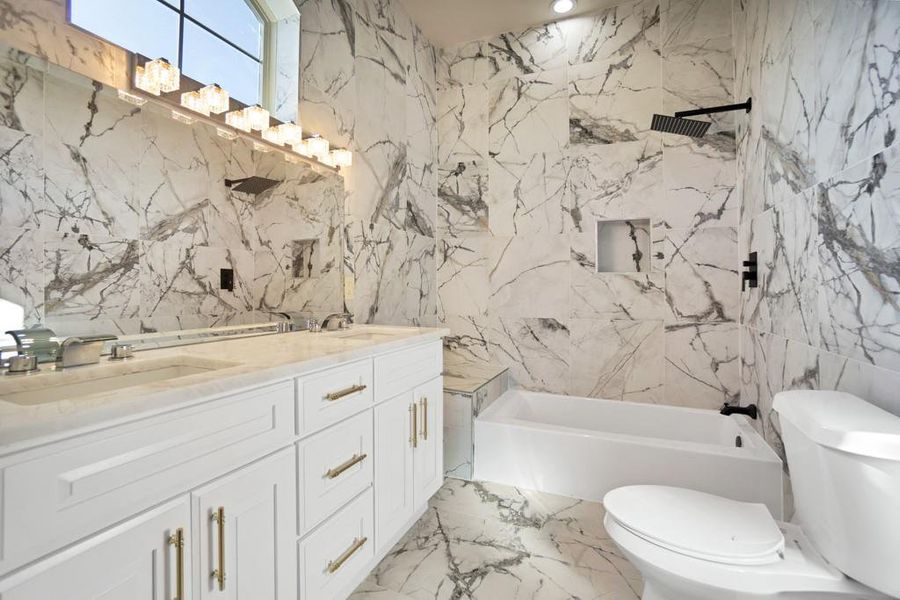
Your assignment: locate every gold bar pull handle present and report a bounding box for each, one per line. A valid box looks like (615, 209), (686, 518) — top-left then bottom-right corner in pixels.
(421, 396), (428, 441)
(325, 383), (367, 401)
(168, 527), (185, 600)
(409, 402), (417, 448)
(211, 506), (226, 591)
(325, 453), (368, 479)
(326, 537), (368, 574)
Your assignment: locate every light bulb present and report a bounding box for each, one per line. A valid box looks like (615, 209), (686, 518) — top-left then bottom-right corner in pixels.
(306, 136), (330, 160)
(225, 108), (252, 132)
(199, 84), (229, 114)
(551, 0), (576, 13)
(330, 149), (353, 167)
(244, 105), (270, 130)
(180, 90), (210, 116)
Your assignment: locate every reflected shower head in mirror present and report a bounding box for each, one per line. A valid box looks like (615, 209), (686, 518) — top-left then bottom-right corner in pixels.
(224, 176), (281, 195)
(651, 98), (752, 138)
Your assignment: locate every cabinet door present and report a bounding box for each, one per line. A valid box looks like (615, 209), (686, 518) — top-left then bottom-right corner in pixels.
(192, 448), (296, 600)
(0, 498), (191, 600)
(374, 391), (416, 553)
(413, 377), (444, 505)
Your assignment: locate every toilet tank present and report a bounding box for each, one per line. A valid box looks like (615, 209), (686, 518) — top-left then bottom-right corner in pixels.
(774, 391), (900, 598)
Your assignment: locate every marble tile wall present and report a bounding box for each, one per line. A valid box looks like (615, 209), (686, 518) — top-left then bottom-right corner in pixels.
(299, 0), (439, 327)
(0, 50), (344, 337)
(437, 0), (740, 409)
(736, 0), (900, 457)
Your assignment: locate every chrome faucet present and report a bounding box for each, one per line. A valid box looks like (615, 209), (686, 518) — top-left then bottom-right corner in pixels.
(321, 313), (353, 331)
(275, 312), (319, 332)
(57, 334), (117, 368)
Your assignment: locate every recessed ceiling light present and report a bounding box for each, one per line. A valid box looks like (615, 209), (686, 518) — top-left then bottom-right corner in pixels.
(551, 0), (576, 14)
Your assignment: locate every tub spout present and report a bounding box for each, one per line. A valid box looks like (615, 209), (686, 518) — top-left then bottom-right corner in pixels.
(720, 403), (758, 420)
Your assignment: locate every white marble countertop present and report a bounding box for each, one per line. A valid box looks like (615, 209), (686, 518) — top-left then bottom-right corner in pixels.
(442, 356), (508, 394)
(0, 325), (447, 455)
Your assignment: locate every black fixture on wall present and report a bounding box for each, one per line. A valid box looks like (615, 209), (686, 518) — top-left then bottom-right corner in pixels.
(742, 251), (758, 292)
(651, 98), (752, 138)
(225, 176), (281, 195)
(220, 268), (234, 292)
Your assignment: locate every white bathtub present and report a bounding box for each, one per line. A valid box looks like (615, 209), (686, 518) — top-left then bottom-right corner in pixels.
(474, 389), (784, 518)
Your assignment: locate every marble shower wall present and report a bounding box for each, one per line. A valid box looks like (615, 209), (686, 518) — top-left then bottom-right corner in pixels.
(299, 0), (439, 326)
(0, 49), (344, 336)
(736, 0), (900, 456)
(437, 0), (740, 409)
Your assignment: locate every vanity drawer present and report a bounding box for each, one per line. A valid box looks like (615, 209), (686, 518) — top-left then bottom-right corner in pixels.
(298, 410), (374, 535)
(0, 381), (294, 576)
(299, 488), (374, 600)
(297, 359), (373, 436)
(374, 341), (442, 402)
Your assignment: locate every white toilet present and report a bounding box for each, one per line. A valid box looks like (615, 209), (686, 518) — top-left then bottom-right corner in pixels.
(603, 391), (900, 600)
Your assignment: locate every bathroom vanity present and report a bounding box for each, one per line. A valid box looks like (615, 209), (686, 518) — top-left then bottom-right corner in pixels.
(0, 325), (446, 600)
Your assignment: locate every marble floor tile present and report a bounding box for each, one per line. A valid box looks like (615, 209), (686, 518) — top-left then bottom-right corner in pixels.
(351, 479), (641, 600)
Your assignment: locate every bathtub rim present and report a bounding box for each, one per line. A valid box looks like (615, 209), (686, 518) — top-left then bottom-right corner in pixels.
(477, 388), (782, 466)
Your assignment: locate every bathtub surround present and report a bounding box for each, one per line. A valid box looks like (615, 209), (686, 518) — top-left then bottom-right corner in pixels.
(437, 0), (741, 410)
(736, 0), (900, 457)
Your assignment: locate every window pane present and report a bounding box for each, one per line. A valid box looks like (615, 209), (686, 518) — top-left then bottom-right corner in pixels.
(184, 0), (262, 58)
(182, 20), (261, 105)
(69, 0), (180, 63)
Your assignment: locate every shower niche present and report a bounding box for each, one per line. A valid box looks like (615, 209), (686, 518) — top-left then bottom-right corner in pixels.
(595, 219), (651, 273)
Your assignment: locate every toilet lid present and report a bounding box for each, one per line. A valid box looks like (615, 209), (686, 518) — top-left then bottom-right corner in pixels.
(604, 486), (784, 566)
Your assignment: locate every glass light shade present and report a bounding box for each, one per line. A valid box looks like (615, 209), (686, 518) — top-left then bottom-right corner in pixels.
(225, 108), (252, 132)
(134, 65), (160, 95)
(199, 84), (229, 114)
(330, 149), (353, 167)
(320, 153), (337, 167)
(275, 122), (303, 146)
(117, 89), (147, 106)
(180, 90), (210, 116)
(245, 105), (270, 130)
(170, 110), (196, 125)
(291, 140), (311, 156)
(306, 136), (330, 159)
(261, 125), (284, 145)
(146, 58), (180, 93)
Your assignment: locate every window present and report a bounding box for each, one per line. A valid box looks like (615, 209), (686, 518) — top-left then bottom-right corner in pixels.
(69, 0), (266, 105)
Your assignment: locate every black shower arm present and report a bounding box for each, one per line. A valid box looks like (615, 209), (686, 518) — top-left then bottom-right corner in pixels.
(675, 98), (752, 118)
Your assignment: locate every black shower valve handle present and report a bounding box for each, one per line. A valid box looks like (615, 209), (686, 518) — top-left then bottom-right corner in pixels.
(742, 251), (758, 292)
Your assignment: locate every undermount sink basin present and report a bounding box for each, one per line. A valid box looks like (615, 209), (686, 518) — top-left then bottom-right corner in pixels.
(331, 332), (397, 342)
(0, 356), (238, 406)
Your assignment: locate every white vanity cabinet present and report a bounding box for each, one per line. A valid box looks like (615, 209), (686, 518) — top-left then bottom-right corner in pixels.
(0, 498), (192, 600)
(192, 448), (296, 600)
(0, 333), (445, 600)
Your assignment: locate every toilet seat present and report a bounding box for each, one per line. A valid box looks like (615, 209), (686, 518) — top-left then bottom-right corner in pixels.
(604, 485), (784, 566)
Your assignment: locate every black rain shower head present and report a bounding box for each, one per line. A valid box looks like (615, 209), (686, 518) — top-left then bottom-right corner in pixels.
(225, 176), (281, 195)
(651, 98), (752, 138)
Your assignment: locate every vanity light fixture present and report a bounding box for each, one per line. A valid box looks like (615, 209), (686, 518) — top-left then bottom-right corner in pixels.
(117, 89), (147, 106)
(199, 83), (229, 114)
(135, 58), (180, 95)
(551, 0), (576, 14)
(306, 135), (330, 160)
(245, 105), (270, 131)
(262, 125), (285, 145)
(225, 108), (252, 132)
(331, 149), (353, 168)
(180, 89), (210, 116)
(292, 140), (311, 157)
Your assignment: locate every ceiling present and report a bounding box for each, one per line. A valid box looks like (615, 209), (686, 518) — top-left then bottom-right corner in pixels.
(398, 0), (621, 48)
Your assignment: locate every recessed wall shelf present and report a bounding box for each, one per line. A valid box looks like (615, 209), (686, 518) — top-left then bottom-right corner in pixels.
(595, 218), (651, 273)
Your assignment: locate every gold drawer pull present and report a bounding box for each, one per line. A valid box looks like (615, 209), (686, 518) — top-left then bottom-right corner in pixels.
(420, 396), (428, 441)
(168, 527), (185, 600)
(409, 402), (417, 448)
(325, 384), (367, 401)
(211, 506), (226, 591)
(325, 453), (368, 479)
(327, 536), (368, 573)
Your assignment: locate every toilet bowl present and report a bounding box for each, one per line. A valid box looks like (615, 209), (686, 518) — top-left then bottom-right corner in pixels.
(603, 486), (887, 600)
(603, 391), (900, 600)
